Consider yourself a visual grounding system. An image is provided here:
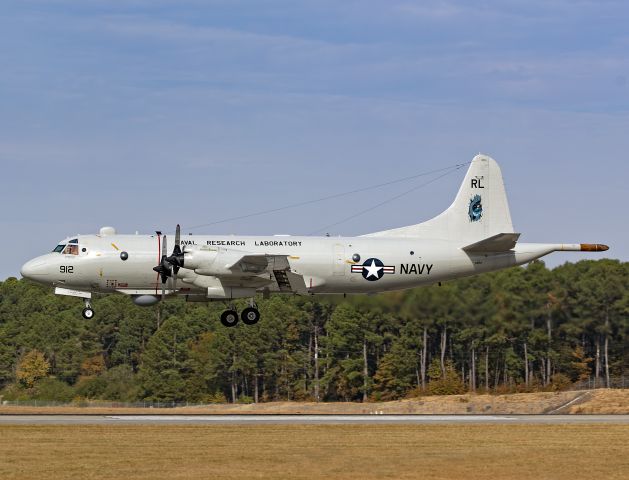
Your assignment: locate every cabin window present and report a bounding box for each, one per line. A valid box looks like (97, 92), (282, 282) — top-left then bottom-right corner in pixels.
(62, 244), (79, 255)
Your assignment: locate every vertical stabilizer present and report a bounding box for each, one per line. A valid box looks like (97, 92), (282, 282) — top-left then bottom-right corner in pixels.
(364, 154), (515, 243)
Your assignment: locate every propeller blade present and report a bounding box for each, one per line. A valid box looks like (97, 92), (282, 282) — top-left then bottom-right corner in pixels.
(154, 232), (162, 292)
(154, 227), (185, 291)
(153, 231), (173, 294)
(171, 258), (177, 293)
(168, 224), (184, 274)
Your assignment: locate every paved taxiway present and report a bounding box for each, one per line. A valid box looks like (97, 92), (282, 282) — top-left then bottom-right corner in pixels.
(0, 415), (627, 425)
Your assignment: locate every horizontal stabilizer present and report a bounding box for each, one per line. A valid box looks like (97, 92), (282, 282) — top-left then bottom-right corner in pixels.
(462, 233), (521, 253)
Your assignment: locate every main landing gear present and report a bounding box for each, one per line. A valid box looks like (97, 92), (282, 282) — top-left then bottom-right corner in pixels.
(220, 309), (239, 327)
(220, 302), (261, 327)
(241, 307), (261, 325)
(82, 299), (95, 320)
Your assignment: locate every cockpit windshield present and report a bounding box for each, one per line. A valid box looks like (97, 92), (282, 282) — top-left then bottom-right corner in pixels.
(63, 244), (79, 255)
(53, 238), (79, 255)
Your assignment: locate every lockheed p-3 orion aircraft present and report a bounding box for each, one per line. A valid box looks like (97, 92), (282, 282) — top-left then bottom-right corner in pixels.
(20, 154), (608, 327)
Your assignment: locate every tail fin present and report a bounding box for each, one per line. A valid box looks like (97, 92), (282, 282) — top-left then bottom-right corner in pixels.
(365, 154), (515, 242)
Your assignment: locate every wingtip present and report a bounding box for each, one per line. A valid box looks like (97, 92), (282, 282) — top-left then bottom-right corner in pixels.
(580, 244), (609, 252)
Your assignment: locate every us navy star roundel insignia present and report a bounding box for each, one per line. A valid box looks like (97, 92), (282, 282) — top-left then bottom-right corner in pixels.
(351, 258), (395, 281)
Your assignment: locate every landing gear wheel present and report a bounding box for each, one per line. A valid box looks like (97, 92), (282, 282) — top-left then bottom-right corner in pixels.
(220, 310), (239, 327)
(82, 307), (95, 320)
(241, 307), (260, 325)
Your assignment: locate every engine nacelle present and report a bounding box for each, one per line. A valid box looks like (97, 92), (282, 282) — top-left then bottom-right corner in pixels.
(183, 249), (246, 276)
(188, 274), (257, 299)
(207, 286), (256, 299)
(181, 249), (218, 270)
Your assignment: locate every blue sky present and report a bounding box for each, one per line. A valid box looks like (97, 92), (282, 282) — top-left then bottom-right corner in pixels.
(2, 0), (628, 279)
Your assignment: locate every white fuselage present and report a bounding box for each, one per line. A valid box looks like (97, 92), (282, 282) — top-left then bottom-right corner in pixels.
(20, 154), (606, 307)
(21, 232), (561, 298)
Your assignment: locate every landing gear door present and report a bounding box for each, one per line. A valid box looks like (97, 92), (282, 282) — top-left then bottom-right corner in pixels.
(333, 243), (345, 276)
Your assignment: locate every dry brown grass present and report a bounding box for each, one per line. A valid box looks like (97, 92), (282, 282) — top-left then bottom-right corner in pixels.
(571, 389), (629, 414)
(2, 389), (627, 415)
(0, 424), (627, 479)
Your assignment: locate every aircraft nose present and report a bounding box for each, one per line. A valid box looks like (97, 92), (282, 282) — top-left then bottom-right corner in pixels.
(20, 258), (49, 279)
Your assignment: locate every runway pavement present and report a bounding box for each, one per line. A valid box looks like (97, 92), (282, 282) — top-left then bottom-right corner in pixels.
(0, 414), (628, 425)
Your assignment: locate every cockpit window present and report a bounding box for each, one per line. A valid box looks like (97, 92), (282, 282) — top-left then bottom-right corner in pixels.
(68, 239), (78, 244)
(53, 244), (65, 253)
(62, 244), (79, 255)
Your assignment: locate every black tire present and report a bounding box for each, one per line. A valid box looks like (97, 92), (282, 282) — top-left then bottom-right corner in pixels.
(220, 310), (239, 327)
(241, 307), (260, 325)
(82, 308), (95, 320)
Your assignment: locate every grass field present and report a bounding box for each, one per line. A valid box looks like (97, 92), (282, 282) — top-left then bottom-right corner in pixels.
(1, 389), (627, 415)
(0, 424), (627, 479)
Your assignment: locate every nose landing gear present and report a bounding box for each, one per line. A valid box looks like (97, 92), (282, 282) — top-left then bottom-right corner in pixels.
(82, 299), (95, 320)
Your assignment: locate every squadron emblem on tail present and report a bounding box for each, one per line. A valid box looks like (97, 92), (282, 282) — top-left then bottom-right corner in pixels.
(468, 194), (483, 222)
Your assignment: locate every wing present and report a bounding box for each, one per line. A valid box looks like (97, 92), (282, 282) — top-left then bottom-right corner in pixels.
(208, 253), (308, 294)
(228, 254), (283, 274)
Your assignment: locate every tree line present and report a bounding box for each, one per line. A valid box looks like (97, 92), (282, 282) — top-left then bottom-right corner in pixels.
(0, 259), (627, 403)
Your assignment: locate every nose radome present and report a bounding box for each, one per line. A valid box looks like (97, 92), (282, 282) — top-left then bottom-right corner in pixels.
(20, 258), (48, 279)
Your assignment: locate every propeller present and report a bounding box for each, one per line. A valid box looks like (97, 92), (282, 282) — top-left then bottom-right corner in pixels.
(153, 234), (170, 301)
(152, 225), (184, 301)
(169, 224), (183, 276)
